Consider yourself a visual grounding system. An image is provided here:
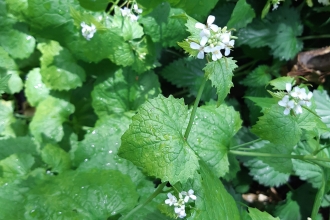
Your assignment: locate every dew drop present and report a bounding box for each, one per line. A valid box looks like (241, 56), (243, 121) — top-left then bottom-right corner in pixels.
(109, 150), (113, 154)
(84, 159), (88, 162)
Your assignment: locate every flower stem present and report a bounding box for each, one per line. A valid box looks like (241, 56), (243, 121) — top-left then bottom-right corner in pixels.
(184, 76), (207, 139)
(121, 181), (168, 220)
(230, 150), (330, 168)
(230, 138), (262, 150)
(299, 34), (330, 40)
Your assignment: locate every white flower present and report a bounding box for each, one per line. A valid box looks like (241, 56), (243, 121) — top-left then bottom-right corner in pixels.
(195, 15), (219, 37)
(318, 0), (330, 6)
(81, 22), (96, 41)
(300, 91), (313, 107)
(272, 0), (280, 10)
(290, 87), (307, 100)
(217, 32), (235, 56)
(278, 95), (294, 115)
(120, 7), (139, 21)
(174, 192), (185, 207)
(285, 83), (292, 92)
(182, 189), (197, 202)
(204, 45), (222, 61)
(174, 205), (186, 218)
(190, 36), (208, 59)
(165, 193), (177, 206)
(133, 4), (143, 14)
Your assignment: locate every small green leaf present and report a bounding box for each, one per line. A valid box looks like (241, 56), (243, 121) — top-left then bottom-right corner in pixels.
(192, 161), (240, 219)
(78, 0), (111, 11)
(25, 68), (50, 107)
(0, 100), (16, 136)
(269, 76), (295, 91)
(41, 144), (71, 173)
(37, 40), (86, 91)
(241, 65), (272, 87)
(91, 68), (161, 117)
(30, 96), (75, 142)
(227, 0), (255, 30)
(248, 207), (279, 220)
(188, 104), (242, 177)
(0, 153), (34, 181)
(161, 58), (216, 101)
(0, 74), (11, 94)
(251, 104), (301, 147)
(204, 58), (238, 104)
(119, 95), (199, 184)
(261, 0), (271, 19)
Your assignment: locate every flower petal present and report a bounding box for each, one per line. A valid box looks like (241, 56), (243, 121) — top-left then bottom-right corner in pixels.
(197, 51), (204, 59)
(195, 22), (205, 29)
(207, 15), (215, 25)
(210, 24), (219, 32)
(190, 42), (200, 50)
(285, 83), (292, 92)
(200, 36), (208, 46)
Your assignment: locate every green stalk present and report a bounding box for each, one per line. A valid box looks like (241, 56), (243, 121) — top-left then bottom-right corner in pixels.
(184, 76), (207, 139)
(230, 150), (330, 168)
(230, 138), (262, 150)
(300, 34), (330, 40)
(121, 181), (167, 220)
(311, 170), (325, 219)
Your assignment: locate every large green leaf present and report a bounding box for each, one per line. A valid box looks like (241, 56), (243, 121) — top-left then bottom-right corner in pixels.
(237, 7), (303, 60)
(29, 96), (75, 142)
(160, 57), (216, 101)
(37, 40), (86, 91)
(119, 95), (199, 184)
(91, 68), (161, 117)
(24, 169), (139, 219)
(204, 58), (238, 104)
(25, 68), (50, 107)
(251, 104), (301, 147)
(188, 104), (242, 177)
(227, 0), (255, 30)
(139, 2), (187, 47)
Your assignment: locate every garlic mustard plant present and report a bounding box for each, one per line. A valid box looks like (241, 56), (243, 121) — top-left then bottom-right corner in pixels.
(164, 189), (197, 219)
(80, 22), (96, 40)
(278, 83), (313, 115)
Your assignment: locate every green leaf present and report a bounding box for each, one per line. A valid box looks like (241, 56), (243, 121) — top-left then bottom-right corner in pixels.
(92, 68), (161, 117)
(38, 40), (86, 91)
(160, 57), (216, 101)
(0, 153), (34, 181)
(41, 144), (71, 173)
(72, 114), (132, 166)
(273, 192), (302, 220)
(139, 2), (187, 47)
(257, 143), (293, 173)
(269, 76), (295, 91)
(119, 95), (199, 184)
(191, 161), (240, 219)
(204, 58), (238, 104)
(237, 7), (303, 60)
(0, 74), (11, 94)
(0, 100), (16, 136)
(78, 0), (110, 11)
(25, 169), (138, 219)
(0, 46), (17, 70)
(314, 89), (330, 138)
(245, 97), (277, 113)
(30, 96), (75, 142)
(241, 65), (272, 87)
(227, 0), (255, 30)
(251, 104), (301, 147)
(25, 68), (50, 107)
(248, 207), (279, 220)
(0, 29), (36, 59)
(188, 104), (242, 177)
(0, 137), (38, 160)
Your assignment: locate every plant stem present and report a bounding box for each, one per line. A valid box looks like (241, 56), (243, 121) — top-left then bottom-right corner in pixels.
(300, 34), (330, 40)
(311, 169), (325, 219)
(184, 76), (207, 139)
(313, 144), (330, 156)
(230, 138), (262, 150)
(230, 150), (330, 164)
(121, 181), (168, 220)
(108, 0), (121, 14)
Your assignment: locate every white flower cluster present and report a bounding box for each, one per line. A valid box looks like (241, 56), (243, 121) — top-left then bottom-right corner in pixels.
(165, 189), (197, 218)
(81, 22), (97, 41)
(120, 4), (143, 21)
(278, 83), (313, 115)
(318, 0), (330, 6)
(190, 15), (235, 61)
(271, 0), (282, 10)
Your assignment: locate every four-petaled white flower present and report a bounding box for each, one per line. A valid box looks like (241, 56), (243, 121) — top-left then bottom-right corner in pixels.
(182, 189), (197, 203)
(81, 22), (96, 41)
(290, 87), (307, 100)
(205, 45), (223, 61)
(195, 15), (219, 37)
(175, 205), (186, 218)
(165, 193), (177, 206)
(278, 95), (294, 115)
(190, 36), (208, 59)
(133, 4), (143, 14)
